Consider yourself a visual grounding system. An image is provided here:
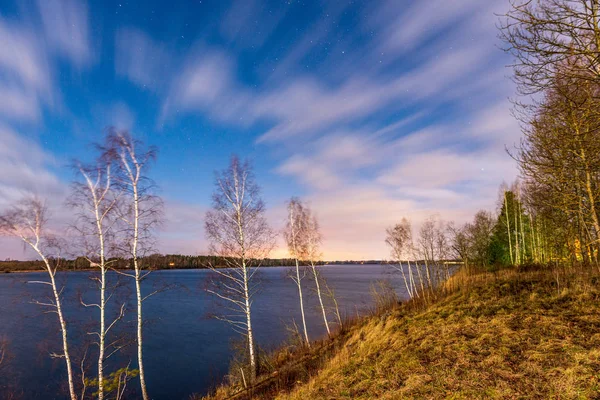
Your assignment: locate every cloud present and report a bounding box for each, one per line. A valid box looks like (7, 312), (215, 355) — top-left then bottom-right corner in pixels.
(159, 200), (206, 255)
(469, 102), (521, 146)
(157, 0), (517, 260)
(106, 102), (136, 130)
(163, 26), (496, 145)
(0, 18), (51, 121)
(0, 85), (40, 120)
(0, 19), (48, 88)
(220, 0), (288, 49)
(161, 49), (256, 124)
(373, 0), (482, 54)
(305, 186), (420, 260)
(0, 125), (63, 205)
(0, 0), (522, 261)
(115, 28), (171, 90)
(176, 51), (234, 106)
(37, 0), (92, 67)
(268, 111), (517, 259)
(276, 131), (382, 190)
(0, 125), (67, 259)
(377, 149), (514, 189)
(278, 155), (341, 191)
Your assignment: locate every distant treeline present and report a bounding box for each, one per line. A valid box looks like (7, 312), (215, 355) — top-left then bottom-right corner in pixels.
(0, 256), (464, 273)
(0, 254), (329, 273)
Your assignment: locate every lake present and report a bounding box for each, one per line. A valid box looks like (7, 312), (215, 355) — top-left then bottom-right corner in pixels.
(0, 264), (409, 399)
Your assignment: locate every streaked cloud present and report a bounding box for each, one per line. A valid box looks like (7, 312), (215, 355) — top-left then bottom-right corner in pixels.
(0, 0), (521, 260)
(0, 125), (66, 260)
(37, 0), (92, 67)
(0, 17), (50, 121)
(220, 0), (288, 49)
(115, 28), (171, 90)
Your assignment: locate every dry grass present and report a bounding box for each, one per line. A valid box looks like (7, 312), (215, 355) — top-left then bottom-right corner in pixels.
(202, 265), (600, 400)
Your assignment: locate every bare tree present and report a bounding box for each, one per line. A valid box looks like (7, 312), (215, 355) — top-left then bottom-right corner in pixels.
(284, 198), (311, 346)
(284, 198), (331, 339)
(502, 185), (515, 265)
(303, 207), (332, 337)
(417, 216), (449, 288)
(0, 198), (77, 400)
(323, 279), (343, 331)
(499, 0), (600, 266)
(205, 156), (276, 380)
(69, 155), (125, 400)
(500, 0), (600, 95)
(386, 219), (417, 299)
(108, 129), (162, 400)
(468, 210), (496, 267)
(447, 222), (472, 270)
(435, 221), (451, 280)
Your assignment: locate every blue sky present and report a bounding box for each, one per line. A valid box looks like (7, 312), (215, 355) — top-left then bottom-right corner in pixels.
(0, 0), (519, 260)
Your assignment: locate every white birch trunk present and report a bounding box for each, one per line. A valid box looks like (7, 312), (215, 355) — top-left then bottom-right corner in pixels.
(34, 248), (76, 400)
(287, 200), (310, 347)
(295, 258), (310, 346)
(132, 182), (149, 400)
(310, 264), (330, 336)
(85, 169), (109, 400)
(135, 270), (147, 400)
(424, 259), (433, 290)
(238, 200), (257, 378)
(514, 199), (520, 265)
(242, 260), (256, 378)
(98, 267), (106, 400)
(415, 260), (426, 295)
(407, 260), (419, 298)
(117, 141), (150, 400)
(396, 261), (413, 299)
(7, 201), (77, 400)
(519, 200), (526, 262)
(504, 191), (514, 265)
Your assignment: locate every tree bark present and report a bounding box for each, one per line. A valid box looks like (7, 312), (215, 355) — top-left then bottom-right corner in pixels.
(310, 264), (330, 336)
(505, 191), (514, 265)
(37, 250), (76, 400)
(295, 259), (310, 346)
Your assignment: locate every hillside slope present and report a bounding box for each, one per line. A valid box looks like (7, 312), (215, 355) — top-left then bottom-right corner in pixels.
(278, 267), (600, 399)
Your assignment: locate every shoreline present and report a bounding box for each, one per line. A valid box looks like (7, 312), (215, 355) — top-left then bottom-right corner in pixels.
(1, 262), (397, 275)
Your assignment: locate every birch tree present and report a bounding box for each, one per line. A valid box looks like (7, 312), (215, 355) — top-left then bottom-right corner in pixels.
(0, 198), (77, 400)
(503, 188), (514, 265)
(385, 219), (418, 298)
(108, 130), (162, 400)
(303, 206), (331, 337)
(284, 198), (331, 338)
(205, 156), (275, 380)
(418, 216), (449, 288)
(515, 74), (600, 264)
(323, 279), (342, 331)
(284, 198), (310, 347)
(69, 156), (125, 400)
(500, 0), (600, 264)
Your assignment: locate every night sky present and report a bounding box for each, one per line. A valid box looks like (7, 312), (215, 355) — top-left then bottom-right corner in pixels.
(0, 0), (518, 260)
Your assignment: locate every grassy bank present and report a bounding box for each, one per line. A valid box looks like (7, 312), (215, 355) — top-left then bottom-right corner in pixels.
(202, 265), (600, 399)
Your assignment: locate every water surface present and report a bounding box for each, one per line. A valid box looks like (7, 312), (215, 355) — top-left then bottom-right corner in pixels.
(0, 264), (408, 399)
